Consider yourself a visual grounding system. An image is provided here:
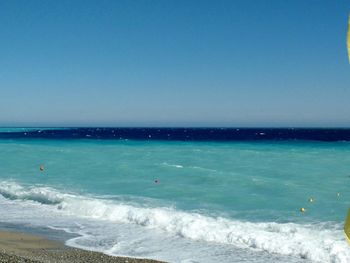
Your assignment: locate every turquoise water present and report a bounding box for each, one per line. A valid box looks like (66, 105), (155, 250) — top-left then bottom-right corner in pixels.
(0, 137), (350, 262)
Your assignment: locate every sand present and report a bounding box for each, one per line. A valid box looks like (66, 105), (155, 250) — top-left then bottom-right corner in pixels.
(0, 230), (166, 263)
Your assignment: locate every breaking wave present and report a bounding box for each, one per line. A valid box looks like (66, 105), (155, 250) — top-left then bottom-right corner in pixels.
(0, 181), (349, 263)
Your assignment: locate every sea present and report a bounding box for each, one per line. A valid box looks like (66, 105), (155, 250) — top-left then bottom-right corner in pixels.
(0, 127), (350, 263)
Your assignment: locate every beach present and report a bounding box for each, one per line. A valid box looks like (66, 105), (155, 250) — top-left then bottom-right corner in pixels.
(0, 230), (164, 263)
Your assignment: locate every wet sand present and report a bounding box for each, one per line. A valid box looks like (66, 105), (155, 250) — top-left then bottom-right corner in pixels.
(0, 230), (166, 263)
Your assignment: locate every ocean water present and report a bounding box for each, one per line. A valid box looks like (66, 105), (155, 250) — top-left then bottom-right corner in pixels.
(0, 128), (350, 263)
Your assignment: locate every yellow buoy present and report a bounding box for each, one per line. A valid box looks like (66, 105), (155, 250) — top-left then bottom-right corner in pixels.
(344, 209), (350, 244)
(300, 207), (305, 213)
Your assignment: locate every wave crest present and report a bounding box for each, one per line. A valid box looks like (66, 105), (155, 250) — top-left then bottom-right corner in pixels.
(0, 181), (349, 263)
(0, 182), (63, 205)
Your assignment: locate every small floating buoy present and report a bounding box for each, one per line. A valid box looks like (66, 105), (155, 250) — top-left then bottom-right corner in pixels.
(39, 165), (44, 172)
(300, 207), (305, 213)
(154, 179), (159, 184)
(309, 197), (314, 203)
(337, 193), (341, 197)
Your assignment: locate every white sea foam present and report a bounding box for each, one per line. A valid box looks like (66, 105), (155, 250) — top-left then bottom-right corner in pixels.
(162, 162), (184, 168)
(0, 181), (349, 263)
(0, 181), (63, 204)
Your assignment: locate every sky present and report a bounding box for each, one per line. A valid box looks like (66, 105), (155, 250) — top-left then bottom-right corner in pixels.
(0, 0), (349, 127)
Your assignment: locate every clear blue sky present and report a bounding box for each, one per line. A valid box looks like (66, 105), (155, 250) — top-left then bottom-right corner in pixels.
(0, 0), (349, 127)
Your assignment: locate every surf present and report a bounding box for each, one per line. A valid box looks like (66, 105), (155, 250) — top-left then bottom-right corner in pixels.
(0, 181), (349, 262)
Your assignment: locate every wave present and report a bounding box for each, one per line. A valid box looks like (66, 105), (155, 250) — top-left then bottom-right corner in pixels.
(162, 163), (217, 172)
(162, 162), (184, 168)
(0, 182), (63, 204)
(0, 181), (349, 263)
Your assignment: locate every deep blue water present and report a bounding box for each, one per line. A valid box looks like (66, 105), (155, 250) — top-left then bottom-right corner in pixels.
(1, 127), (350, 141)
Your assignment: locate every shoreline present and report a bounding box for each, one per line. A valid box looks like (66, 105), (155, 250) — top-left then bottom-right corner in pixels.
(0, 229), (166, 263)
